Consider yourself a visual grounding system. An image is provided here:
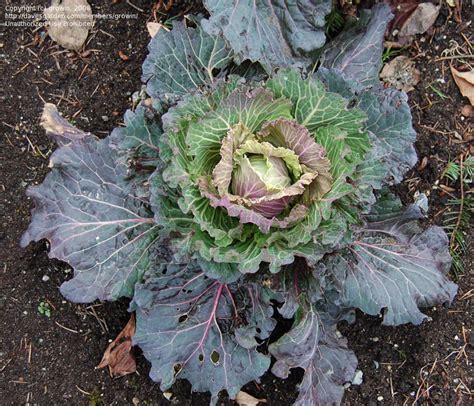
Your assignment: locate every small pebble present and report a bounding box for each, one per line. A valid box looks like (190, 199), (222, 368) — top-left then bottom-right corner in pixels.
(374, 361), (380, 370)
(352, 369), (363, 385)
(454, 335), (460, 341)
(414, 192), (428, 214)
(163, 392), (173, 400)
(132, 397), (140, 406)
(377, 396), (384, 401)
(101, 116), (109, 122)
(42, 275), (50, 282)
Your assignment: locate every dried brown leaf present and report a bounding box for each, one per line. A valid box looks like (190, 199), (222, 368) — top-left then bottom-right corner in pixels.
(44, 0), (93, 51)
(451, 66), (474, 105)
(146, 22), (163, 38)
(398, 3), (440, 37)
(389, 0), (420, 32)
(417, 156), (428, 171)
(235, 390), (267, 406)
(380, 55), (420, 92)
(461, 105), (474, 117)
(97, 314), (136, 378)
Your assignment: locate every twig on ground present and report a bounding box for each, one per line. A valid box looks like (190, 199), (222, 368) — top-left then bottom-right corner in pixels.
(85, 305), (109, 334)
(55, 321), (79, 334)
(13, 63), (30, 76)
(459, 289), (473, 300)
(435, 55), (474, 61)
(0, 359), (12, 372)
(126, 0), (144, 12)
(76, 385), (91, 396)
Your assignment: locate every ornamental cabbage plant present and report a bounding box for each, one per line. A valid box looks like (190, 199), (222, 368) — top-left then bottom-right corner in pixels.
(22, 4), (457, 405)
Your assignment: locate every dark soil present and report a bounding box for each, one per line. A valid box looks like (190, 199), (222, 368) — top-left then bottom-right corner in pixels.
(0, 1), (472, 405)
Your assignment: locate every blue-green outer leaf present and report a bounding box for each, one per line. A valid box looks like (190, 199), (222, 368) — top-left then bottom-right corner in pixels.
(110, 104), (161, 159)
(131, 264), (271, 400)
(317, 68), (418, 184)
(320, 4), (393, 87)
(327, 200), (457, 325)
(202, 0), (331, 71)
(358, 87), (417, 183)
(142, 21), (233, 102)
(270, 302), (357, 406)
(109, 103), (163, 198)
(21, 136), (159, 302)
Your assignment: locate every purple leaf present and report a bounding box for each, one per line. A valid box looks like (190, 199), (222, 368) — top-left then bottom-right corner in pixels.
(321, 4), (393, 87)
(131, 263), (272, 400)
(270, 302), (357, 406)
(21, 137), (159, 302)
(328, 199), (457, 325)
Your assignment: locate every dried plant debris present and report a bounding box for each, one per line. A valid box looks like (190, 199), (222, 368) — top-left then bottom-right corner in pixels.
(388, 0), (419, 32)
(146, 22), (164, 38)
(97, 315), (136, 378)
(451, 66), (474, 105)
(398, 2), (440, 37)
(41, 103), (93, 145)
(461, 105), (474, 117)
(388, 1), (440, 45)
(380, 55), (421, 92)
(235, 390), (267, 406)
(44, 0), (93, 51)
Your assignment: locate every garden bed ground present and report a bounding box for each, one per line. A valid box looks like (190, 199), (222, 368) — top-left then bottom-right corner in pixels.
(0, 1), (472, 405)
